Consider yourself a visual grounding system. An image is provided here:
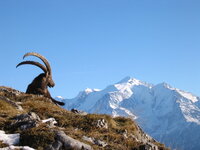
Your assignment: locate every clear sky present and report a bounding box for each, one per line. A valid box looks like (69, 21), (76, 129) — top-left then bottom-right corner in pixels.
(0, 0), (200, 98)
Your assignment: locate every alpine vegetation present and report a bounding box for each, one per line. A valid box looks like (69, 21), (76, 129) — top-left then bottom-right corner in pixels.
(0, 86), (168, 150)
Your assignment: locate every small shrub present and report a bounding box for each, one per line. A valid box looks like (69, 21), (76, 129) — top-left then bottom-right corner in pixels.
(20, 126), (55, 149)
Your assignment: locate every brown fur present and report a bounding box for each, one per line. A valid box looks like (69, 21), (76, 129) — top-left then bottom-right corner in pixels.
(26, 74), (65, 106)
(17, 53), (65, 106)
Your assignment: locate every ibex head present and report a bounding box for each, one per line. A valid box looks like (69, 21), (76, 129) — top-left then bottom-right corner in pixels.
(16, 52), (55, 88)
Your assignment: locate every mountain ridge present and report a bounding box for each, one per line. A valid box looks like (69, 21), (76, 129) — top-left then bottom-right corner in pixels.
(62, 77), (200, 150)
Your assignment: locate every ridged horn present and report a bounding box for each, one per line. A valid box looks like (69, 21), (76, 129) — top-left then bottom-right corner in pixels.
(23, 52), (52, 75)
(16, 61), (47, 73)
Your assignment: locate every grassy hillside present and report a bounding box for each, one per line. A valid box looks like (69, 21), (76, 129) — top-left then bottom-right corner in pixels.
(0, 86), (169, 150)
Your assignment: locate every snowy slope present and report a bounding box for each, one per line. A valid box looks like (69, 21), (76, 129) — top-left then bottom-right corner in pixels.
(62, 77), (200, 150)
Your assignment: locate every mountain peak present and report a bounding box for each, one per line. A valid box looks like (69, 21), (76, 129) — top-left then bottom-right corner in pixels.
(117, 76), (132, 84)
(155, 82), (173, 90)
(84, 88), (101, 94)
(84, 88), (94, 94)
(116, 76), (152, 88)
(117, 76), (143, 85)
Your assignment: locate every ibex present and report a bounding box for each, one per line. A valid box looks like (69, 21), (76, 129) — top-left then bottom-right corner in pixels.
(16, 52), (65, 106)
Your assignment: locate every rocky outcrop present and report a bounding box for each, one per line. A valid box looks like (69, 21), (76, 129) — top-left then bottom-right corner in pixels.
(71, 108), (88, 115)
(0, 96), (23, 111)
(130, 125), (159, 150)
(48, 131), (93, 150)
(82, 136), (108, 147)
(10, 112), (59, 131)
(10, 112), (41, 131)
(96, 118), (108, 129)
(0, 87), (22, 96)
(42, 118), (58, 128)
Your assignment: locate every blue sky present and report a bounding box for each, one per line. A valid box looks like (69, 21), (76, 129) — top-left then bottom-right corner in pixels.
(0, 0), (200, 98)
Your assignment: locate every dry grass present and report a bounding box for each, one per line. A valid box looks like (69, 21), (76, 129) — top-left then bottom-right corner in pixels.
(0, 86), (169, 150)
(19, 98), (144, 149)
(20, 125), (55, 149)
(0, 100), (19, 116)
(0, 140), (9, 148)
(21, 97), (66, 119)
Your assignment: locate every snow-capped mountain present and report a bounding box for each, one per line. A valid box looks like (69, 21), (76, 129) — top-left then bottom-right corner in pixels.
(62, 77), (200, 150)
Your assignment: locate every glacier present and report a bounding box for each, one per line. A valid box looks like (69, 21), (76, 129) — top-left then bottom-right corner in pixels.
(61, 77), (200, 150)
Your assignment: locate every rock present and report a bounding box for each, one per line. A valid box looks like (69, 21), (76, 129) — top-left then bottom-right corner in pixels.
(11, 113), (59, 130)
(14, 112), (41, 122)
(0, 96), (23, 111)
(55, 131), (93, 150)
(11, 112), (41, 130)
(130, 134), (140, 142)
(46, 140), (62, 150)
(82, 136), (94, 143)
(0, 87), (22, 97)
(2, 145), (35, 150)
(131, 125), (159, 150)
(71, 108), (79, 113)
(122, 129), (128, 138)
(82, 136), (108, 147)
(93, 139), (107, 147)
(71, 108), (88, 115)
(42, 118), (57, 128)
(96, 119), (108, 129)
(139, 144), (158, 150)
